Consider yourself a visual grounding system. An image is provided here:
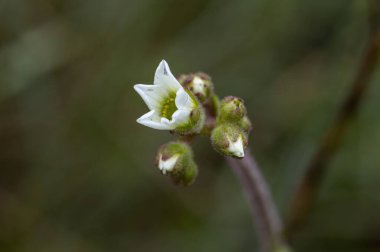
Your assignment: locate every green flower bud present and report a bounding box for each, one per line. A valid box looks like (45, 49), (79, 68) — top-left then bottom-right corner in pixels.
(211, 123), (248, 159)
(156, 141), (198, 186)
(178, 73), (214, 103)
(218, 96), (246, 123)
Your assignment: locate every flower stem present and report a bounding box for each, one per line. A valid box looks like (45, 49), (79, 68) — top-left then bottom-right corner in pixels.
(226, 150), (289, 252)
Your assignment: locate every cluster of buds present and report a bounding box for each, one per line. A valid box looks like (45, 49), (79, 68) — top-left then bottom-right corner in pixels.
(134, 60), (252, 186)
(211, 96), (252, 158)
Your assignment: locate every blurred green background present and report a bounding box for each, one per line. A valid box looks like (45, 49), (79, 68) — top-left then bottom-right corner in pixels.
(1, 0), (380, 251)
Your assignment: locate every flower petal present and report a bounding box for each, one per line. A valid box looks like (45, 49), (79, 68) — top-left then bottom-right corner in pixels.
(175, 88), (194, 110)
(160, 109), (191, 128)
(154, 60), (182, 91)
(134, 84), (166, 110)
(172, 109), (191, 124)
(136, 110), (173, 130)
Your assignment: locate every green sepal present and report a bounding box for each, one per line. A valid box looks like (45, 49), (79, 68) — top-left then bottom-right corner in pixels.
(173, 106), (206, 135)
(238, 115), (252, 134)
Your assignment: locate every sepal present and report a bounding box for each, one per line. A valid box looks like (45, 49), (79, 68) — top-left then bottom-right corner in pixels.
(173, 106), (205, 135)
(238, 116), (252, 134)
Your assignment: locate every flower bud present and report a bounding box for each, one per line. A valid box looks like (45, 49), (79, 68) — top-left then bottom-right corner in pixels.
(178, 73), (214, 103)
(218, 96), (246, 123)
(156, 141), (198, 186)
(211, 123), (248, 158)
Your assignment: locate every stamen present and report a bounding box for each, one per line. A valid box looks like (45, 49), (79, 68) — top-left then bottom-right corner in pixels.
(160, 92), (177, 120)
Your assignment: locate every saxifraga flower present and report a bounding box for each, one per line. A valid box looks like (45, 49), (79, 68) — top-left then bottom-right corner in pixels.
(134, 60), (204, 134)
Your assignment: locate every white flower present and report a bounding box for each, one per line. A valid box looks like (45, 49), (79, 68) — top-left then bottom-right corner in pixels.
(134, 60), (199, 130)
(227, 134), (245, 158)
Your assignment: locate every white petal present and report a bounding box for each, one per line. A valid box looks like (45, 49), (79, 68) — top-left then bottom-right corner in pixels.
(172, 109), (191, 125)
(158, 154), (179, 174)
(134, 84), (165, 110)
(136, 110), (173, 130)
(154, 60), (182, 91)
(160, 109), (191, 128)
(160, 117), (170, 125)
(175, 88), (194, 110)
(227, 135), (245, 158)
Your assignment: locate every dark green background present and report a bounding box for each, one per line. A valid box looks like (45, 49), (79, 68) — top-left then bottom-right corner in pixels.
(0, 0), (379, 251)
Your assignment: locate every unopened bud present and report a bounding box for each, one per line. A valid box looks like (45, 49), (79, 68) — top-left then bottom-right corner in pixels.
(211, 124), (248, 158)
(218, 96), (246, 123)
(156, 141), (198, 186)
(178, 73), (214, 103)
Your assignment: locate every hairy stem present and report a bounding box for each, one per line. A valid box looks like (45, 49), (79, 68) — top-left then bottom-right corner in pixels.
(285, 0), (380, 239)
(226, 150), (289, 252)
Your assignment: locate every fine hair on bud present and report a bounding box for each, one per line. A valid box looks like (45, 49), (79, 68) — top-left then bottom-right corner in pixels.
(239, 116), (253, 134)
(211, 123), (248, 159)
(218, 96), (247, 123)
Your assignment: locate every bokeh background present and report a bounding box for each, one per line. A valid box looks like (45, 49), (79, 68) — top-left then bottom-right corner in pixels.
(1, 0), (380, 251)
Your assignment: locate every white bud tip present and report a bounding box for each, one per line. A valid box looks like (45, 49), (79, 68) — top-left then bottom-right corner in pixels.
(158, 154), (180, 174)
(227, 135), (245, 158)
(192, 77), (206, 94)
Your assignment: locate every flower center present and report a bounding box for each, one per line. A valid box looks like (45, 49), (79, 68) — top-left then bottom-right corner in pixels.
(160, 92), (177, 120)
